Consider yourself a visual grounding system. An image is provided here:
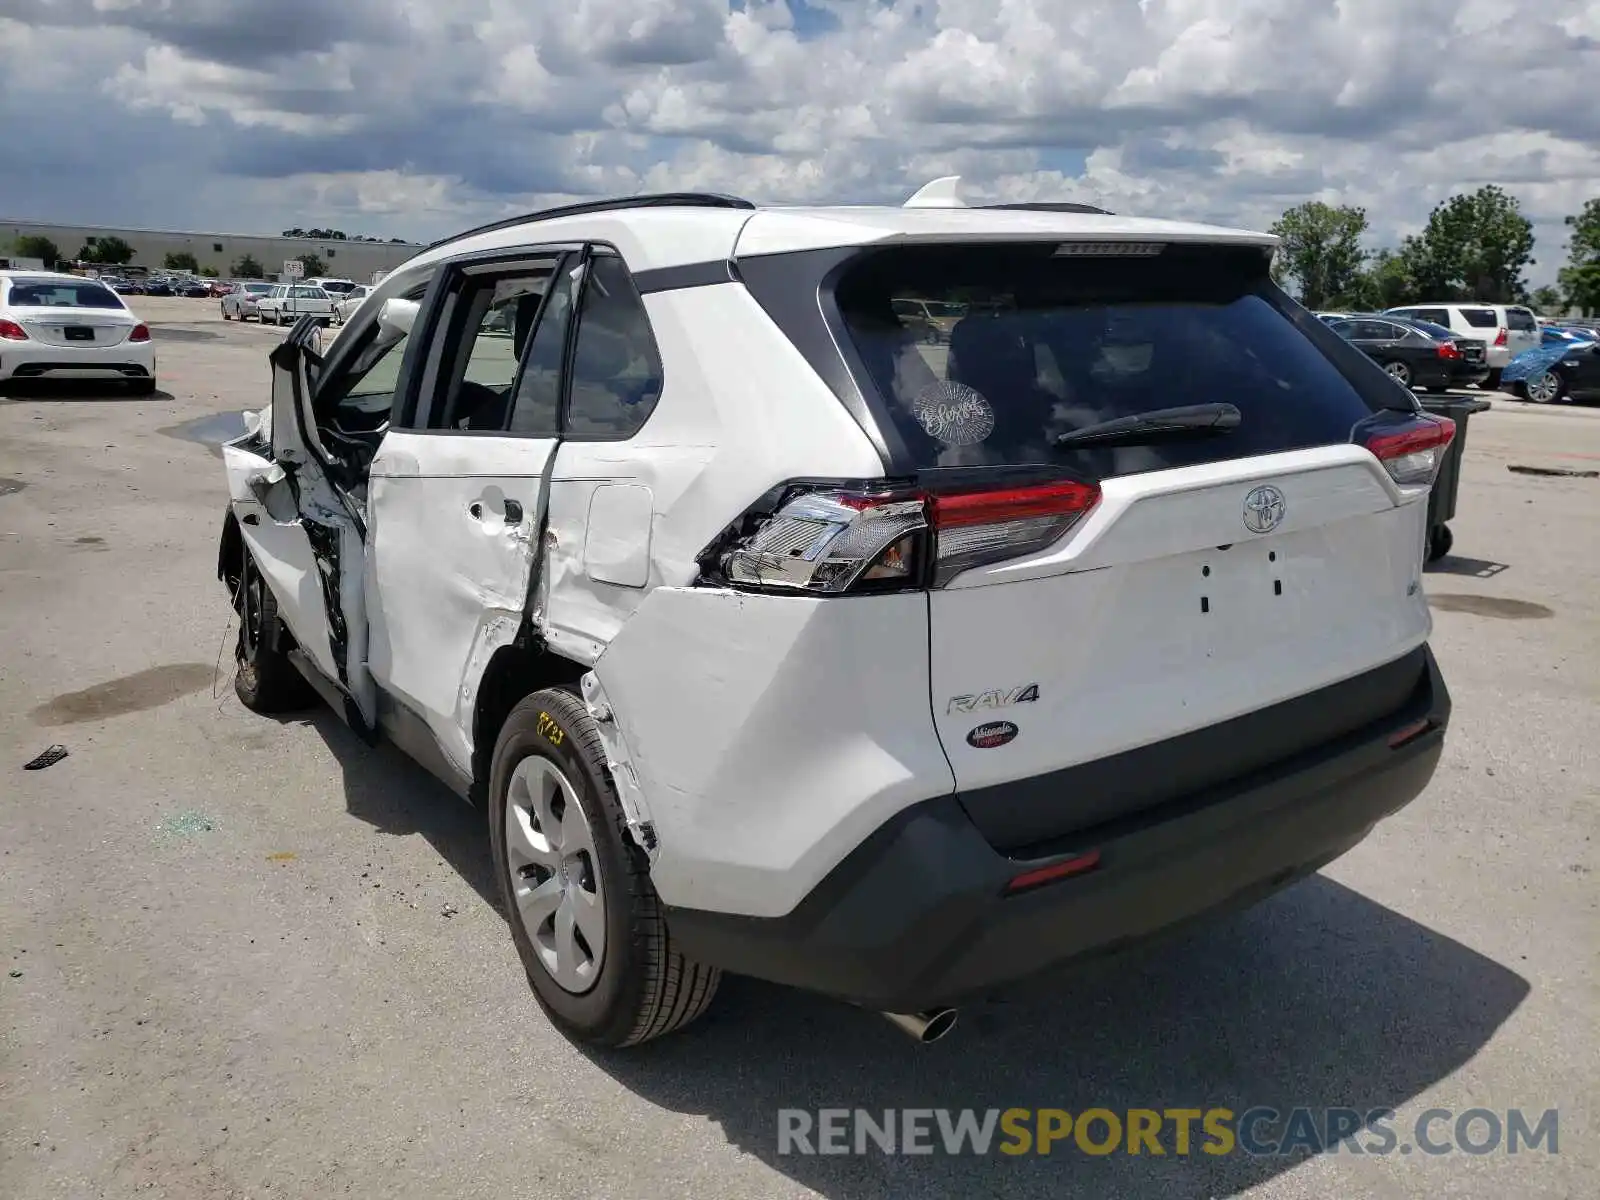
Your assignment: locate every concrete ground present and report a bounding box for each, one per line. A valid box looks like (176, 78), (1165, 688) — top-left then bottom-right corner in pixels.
(1, 297), (1595, 1200)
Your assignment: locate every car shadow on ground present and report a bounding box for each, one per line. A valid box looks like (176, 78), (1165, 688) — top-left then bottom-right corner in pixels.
(595, 884), (1528, 1199)
(0, 379), (174, 401)
(292, 707), (1528, 1200)
(1426, 554), (1511, 578)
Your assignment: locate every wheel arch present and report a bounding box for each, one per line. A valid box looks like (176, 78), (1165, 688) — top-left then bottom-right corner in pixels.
(469, 641), (589, 806)
(218, 507), (245, 593)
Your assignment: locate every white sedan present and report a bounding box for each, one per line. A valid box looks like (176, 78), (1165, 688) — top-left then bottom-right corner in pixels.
(330, 284), (372, 325)
(255, 284), (335, 326)
(0, 270), (156, 394)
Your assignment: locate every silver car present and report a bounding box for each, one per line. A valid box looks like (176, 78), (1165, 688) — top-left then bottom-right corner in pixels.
(221, 282), (275, 322)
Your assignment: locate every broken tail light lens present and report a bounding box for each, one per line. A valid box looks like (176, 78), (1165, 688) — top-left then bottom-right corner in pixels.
(1354, 412), (1456, 487)
(714, 478), (1101, 594)
(0, 318), (28, 341)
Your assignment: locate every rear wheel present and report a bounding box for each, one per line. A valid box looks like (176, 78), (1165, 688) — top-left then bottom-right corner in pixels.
(1383, 360), (1413, 388)
(221, 305), (232, 320)
(126, 378), (156, 396)
(489, 688), (721, 1047)
(1525, 371), (1564, 404)
(1428, 524), (1454, 563)
(233, 550), (316, 713)
(1484, 368), (1503, 390)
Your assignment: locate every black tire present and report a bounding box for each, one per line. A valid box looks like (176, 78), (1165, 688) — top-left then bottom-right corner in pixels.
(1424, 384), (1448, 394)
(489, 688), (720, 1047)
(1428, 524), (1454, 563)
(221, 306), (232, 320)
(233, 550), (316, 713)
(126, 378), (157, 396)
(1485, 368), (1503, 391)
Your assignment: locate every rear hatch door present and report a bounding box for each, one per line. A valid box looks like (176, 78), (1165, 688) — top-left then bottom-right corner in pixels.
(833, 240), (1435, 850)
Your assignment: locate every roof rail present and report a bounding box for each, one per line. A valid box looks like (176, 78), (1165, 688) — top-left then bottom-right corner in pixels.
(426, 192), (756, 251)
(983, 201), (1115, 216)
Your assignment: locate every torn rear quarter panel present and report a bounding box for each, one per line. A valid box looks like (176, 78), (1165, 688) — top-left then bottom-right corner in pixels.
(588, 585), (952, 917)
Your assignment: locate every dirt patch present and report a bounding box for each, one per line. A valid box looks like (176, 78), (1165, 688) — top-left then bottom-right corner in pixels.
(31, 663), (216, 725)
(1429, 593), (1554, 620)
(0, 478), (25, 497)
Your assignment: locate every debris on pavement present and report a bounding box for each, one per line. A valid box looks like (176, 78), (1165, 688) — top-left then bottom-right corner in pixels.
(1508, 464), (1600, 479)
(22, 744), (68, 771)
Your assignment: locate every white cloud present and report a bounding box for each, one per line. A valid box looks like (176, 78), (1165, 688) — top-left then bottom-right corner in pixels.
(0, 0), (1596, 284)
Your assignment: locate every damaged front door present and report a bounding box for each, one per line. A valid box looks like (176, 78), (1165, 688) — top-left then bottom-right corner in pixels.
(222, 315), (378, 729)
(363, 250), (579, 778)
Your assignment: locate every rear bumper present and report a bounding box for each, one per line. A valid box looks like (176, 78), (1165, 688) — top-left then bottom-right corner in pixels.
(666, 645), (1450, 1012)
(0, 340), (155, 380)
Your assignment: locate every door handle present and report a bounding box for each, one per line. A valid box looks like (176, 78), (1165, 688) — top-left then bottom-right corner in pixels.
(469, 498), (524, 522)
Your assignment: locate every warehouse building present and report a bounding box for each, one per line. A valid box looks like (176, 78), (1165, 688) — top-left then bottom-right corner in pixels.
(1, 219), (423, 282)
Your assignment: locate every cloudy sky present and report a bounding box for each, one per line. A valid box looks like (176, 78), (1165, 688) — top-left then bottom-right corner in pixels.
(1, 0), (1596, 283)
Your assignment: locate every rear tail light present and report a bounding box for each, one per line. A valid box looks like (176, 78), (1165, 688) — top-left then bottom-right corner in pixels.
(712, 478), (1101, 594)
(1006, 849), (1102, 894)
(1494, 327), (1508, 347)
(929, 480), (1100, 585)
(1354, 411), (1456, 486)
(0, 318), (28, 341)
(1437, 341), (1461, 360)
(128, 324), (151, 342)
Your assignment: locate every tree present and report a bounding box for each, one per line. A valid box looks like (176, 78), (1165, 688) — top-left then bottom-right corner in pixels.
(77, 235), (135, 266)
(12, 235), (60, 267)
(1268, 202), (1371, 310)
(163, 250), (200, 273)
(200, 266), (219, 279)
(231, 253), (265, 279)
(1345, 249), (1416, 311)
(1407, 186), (1535, 302)
(1530, 285), (1564, 315)
(294, 253), (326, 277)
(1560, 198), (1600, 315)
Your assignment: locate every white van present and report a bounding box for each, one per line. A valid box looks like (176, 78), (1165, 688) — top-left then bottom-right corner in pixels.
(1384, 303), (1539, 385)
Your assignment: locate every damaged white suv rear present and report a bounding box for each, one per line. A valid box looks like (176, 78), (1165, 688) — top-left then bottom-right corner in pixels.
(216, 182), (1453, 1047)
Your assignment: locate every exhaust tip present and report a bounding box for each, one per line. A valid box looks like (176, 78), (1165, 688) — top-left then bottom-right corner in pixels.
(882, 1007), (959, 1043)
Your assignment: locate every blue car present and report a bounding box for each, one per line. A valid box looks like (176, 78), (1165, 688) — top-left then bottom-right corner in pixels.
(1503, 335), (1600, 403)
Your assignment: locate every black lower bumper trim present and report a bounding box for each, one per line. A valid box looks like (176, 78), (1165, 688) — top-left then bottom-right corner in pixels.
(665, 646), (1450, 1012)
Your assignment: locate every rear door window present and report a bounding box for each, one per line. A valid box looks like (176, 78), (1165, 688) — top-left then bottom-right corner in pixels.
(1461, 308), (1499, 328)
(1413, 308), (1450, 325)
(1506, 308), (1537, 331)
(833, 243), (1386, 476)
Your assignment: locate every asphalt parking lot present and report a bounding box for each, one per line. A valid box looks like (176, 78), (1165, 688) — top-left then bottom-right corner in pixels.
(1, 296), (1596, 1200)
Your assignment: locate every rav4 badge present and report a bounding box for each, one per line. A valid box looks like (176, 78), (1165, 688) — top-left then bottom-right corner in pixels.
(967, 721), (1019, 749)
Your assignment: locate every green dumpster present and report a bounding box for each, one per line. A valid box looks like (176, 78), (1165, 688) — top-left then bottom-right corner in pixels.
(1418, 395), (1491, 562)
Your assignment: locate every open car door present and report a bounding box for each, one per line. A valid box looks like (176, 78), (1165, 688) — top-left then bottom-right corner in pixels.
(221, 315), (378, 731)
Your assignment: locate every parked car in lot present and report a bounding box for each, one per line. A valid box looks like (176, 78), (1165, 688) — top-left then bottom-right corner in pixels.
(217, 187), (1453, 1047)
(0, 269), (156, 393)
(1384, 303), (1540, 388)
(306, 277), (359, 298)
(1502, 338), (1600, 404)
(176, 279), (211, 298)
(891, 297), (964, 343)
(1325, 314), (1489, 391)
(221, 282), (275, 321)
(254, 283), (335, 326)
(141, 278), (175, 297)
(330, 284), (372, 325)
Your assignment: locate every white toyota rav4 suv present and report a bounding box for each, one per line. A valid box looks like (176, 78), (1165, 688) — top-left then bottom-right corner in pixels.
(216, 182), (1454, 1047)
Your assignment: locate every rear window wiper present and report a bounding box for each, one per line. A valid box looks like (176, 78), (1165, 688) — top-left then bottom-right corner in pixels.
(1053, 402), (1241, 449)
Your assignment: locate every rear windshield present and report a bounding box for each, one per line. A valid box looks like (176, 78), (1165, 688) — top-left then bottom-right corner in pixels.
(833, 243), (1386, 475)
(1506, 308), (1537, 331)
(1461, 308), (1499, 328)
(6, 279), (124, 309)
(1406, 319), (1455, 340)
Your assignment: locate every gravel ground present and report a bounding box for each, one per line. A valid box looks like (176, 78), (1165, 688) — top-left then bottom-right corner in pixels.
(1, 296), (1595, 1199)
